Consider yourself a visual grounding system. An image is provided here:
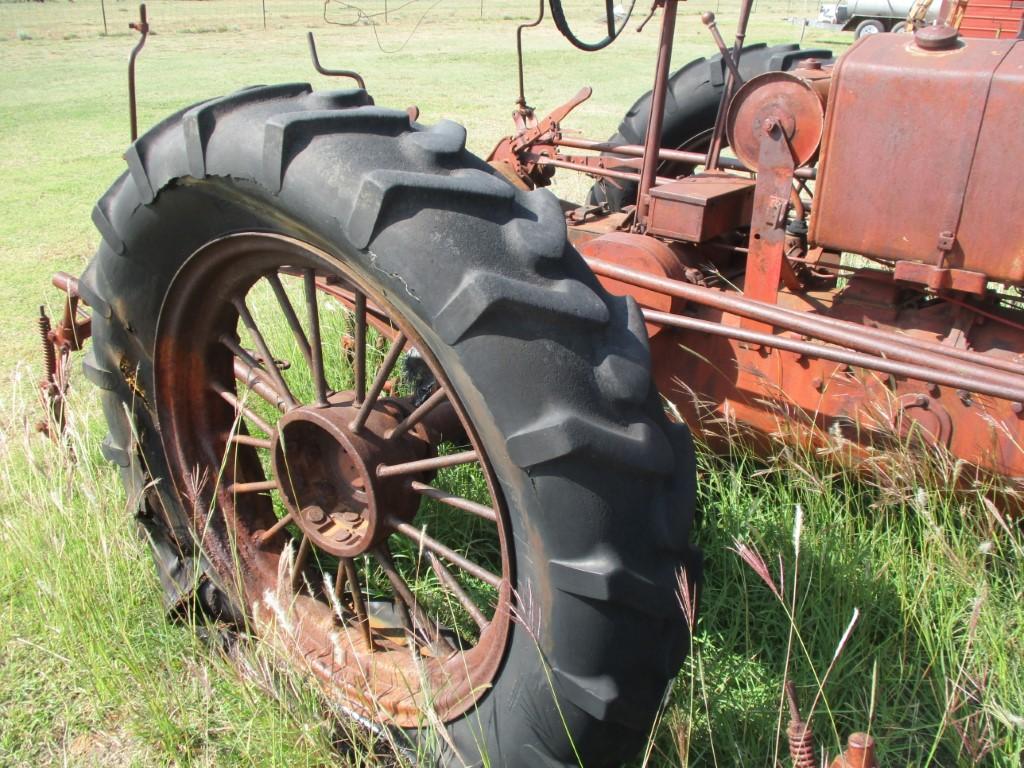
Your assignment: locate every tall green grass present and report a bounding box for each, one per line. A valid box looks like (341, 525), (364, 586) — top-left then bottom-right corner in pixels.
(4, 355), (1022, 765)
(0, 376), (345, 766)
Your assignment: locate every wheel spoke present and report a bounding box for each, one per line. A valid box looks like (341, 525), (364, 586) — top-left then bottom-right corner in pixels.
(427, 552), (488, 630)
(233, 357), (290, 412)
(232, 297), (298, 409)
(388, 517), (502, 588)
(265, 272), (313, 370)
(221, 334), (265, 376)
(376, 450), (479, 479)
(290, 534), (311, 591)
(254, 511), (294, 545)
(227, 478), (279, 494)
(343, 558), (373, 648)
(349, 332), (407, 433)
(229, 433), (272, 450)
(354, 291), (367, 405)
(333, 563), (348, 602)
(303, 269), (329, 407)
(409, 480), (497, 524)
(158, 233), (516, 726)
(374, 544), (456, 654)
(214, 385), (274, 436)
(387, 387), (447, 440)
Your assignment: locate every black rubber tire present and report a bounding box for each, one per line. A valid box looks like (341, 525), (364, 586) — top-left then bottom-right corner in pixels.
(590, 43), (833, 212)
(82, 84), (700, 767)
(855, 18), (887, 37)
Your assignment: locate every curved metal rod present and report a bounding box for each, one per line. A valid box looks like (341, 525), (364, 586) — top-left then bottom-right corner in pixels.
(128, 3), (149, 143)
(515, 0), (545, 108)
(307, 31), (366, 90)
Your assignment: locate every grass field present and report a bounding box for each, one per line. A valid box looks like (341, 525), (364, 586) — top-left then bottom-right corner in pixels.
(1, 1), (1023, 765)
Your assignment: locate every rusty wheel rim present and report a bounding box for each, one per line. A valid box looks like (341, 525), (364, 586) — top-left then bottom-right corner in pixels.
(154, 232), (512, 725)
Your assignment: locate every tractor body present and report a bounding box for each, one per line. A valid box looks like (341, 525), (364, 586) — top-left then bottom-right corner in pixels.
(493, 25), (1024, 480)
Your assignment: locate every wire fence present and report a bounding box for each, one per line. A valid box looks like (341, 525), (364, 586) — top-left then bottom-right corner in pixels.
(1, 0), (826, 42)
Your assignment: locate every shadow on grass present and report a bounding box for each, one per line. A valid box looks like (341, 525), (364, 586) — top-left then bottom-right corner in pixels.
(632, 437), (1023, 767)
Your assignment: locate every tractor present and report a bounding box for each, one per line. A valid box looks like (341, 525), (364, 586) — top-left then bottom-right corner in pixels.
(37, 0), (1022, 763)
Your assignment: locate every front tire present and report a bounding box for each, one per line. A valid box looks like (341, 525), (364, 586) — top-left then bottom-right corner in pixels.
(82, 84), (699, 767)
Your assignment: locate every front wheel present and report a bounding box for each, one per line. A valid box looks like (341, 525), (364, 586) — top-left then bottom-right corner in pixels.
(82, 84), (698, 767)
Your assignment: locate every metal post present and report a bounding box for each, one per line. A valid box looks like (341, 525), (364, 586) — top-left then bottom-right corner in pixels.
(634, 0), (679, 231)
(128, 4), (149, 143)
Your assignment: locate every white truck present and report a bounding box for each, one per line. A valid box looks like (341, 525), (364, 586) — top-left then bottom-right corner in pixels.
(819, 0), (939, 37)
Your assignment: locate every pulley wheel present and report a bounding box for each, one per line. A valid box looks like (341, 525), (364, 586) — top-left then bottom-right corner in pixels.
(726, 71), (825, 171)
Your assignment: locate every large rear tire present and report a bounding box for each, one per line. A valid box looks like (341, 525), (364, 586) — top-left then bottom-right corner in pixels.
(82, 84), (699, 767)
(590, 43), (832, 212)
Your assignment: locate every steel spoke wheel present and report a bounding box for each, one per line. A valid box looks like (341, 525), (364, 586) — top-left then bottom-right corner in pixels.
(81, 84), (697, 767)
(157, 233), (511, 723)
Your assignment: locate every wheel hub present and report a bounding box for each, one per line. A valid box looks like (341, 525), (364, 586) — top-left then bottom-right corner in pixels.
(270, 393), (428, 557)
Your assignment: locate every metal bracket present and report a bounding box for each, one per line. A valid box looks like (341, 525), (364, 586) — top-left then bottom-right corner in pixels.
(742, 115), (797, 330)
(37, 273), (93, 439)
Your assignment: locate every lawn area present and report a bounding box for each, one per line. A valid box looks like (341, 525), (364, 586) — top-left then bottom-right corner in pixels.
(1, 0), (1022, 766)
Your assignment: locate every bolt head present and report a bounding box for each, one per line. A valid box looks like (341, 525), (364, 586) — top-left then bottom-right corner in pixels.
(302, 505), (326, 524)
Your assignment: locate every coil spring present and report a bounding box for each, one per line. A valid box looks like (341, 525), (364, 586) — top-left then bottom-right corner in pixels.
(785, 681), (818, 768)
(788, 719), (817, 768)
(39, 306), (55, 380)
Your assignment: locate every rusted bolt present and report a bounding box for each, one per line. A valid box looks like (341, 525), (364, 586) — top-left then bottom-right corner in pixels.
(956, 389), (971, 404)
(763, 116), (780, 134)
(812, 377), (824, 392)
(841, 732), (878, 768)
(1012, 402), (1023, 415)
(915, 394), (928, 407)
(303, 505), (326, 524)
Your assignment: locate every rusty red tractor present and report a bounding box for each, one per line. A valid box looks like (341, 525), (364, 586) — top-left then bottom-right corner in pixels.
(37, 0), (1022, 763)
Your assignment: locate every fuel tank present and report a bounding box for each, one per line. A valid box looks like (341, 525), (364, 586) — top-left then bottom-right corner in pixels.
(809, 31), (1024, 284)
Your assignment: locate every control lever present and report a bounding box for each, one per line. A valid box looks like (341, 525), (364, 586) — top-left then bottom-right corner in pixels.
(701, 12), (744, 85)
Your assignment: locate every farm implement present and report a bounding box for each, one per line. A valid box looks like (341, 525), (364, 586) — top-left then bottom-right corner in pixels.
(37, 0), (1022, 764)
